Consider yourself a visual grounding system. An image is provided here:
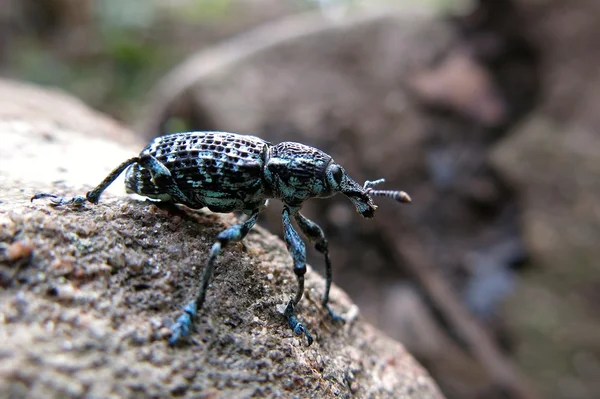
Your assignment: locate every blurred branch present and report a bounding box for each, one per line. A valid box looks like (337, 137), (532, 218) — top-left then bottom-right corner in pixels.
(385, 229), (538, 399)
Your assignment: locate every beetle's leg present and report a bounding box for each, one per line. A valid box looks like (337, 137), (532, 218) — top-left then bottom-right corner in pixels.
(282, 207), (313, 346)
(137, 155), (195, 206)
(294, 212), (345, 323)
(169, 211), (260, 346)
(31, 157), (140, 206)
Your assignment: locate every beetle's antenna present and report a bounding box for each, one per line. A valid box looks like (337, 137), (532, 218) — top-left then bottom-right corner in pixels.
(363, 178), (412, 203)
(368, 189), (412, 203)
(363, 179), (386, 189)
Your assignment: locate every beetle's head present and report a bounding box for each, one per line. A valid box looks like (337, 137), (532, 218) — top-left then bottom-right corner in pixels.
(328, 163), (377, 218)
(324, 162), (411, 218)
(265, 142), (411, 215)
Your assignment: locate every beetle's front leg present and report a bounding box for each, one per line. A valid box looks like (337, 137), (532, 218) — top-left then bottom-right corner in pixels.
(169, 211), (260, 345)
(282, 207), (313, 346)
(294, 212), (345, 323)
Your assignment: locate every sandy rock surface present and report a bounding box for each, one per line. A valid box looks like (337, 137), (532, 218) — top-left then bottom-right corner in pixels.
(0, 80), (443, 398)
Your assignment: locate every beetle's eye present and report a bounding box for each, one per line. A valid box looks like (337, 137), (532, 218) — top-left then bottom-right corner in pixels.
(330, 164), (344, 185)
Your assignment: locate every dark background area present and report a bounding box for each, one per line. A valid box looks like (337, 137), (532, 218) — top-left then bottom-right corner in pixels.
(2, 1), (600, 399)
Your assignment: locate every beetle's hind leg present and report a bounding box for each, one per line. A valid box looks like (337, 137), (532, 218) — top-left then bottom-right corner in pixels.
(294, 212), (345, 324)
(281, 207), (314, 346)
(31, 157), (140, 206)
(30, 192), (88, 207)
(136, 155), (197, 206)
(169, 211), (260, 345)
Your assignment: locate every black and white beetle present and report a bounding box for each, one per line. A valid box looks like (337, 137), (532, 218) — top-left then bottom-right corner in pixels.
(32, 131), (411, 345)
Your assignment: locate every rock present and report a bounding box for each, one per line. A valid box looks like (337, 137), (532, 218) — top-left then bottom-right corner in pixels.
(0, 80), (443, 398)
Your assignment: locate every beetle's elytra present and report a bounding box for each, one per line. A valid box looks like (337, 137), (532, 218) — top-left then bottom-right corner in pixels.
(32, 131), (411, 346)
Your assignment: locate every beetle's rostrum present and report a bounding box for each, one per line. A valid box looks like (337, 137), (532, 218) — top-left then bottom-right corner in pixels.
(31, 131), (411, 346)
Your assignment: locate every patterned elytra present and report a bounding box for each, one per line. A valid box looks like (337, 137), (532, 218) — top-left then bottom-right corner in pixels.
(31, 130), (411, 347)
(126, 132), (270, 212)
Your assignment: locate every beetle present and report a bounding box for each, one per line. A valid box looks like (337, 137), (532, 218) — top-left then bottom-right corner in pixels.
(32, 131), (411, 345)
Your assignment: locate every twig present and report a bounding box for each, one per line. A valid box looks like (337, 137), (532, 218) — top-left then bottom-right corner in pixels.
(383, 229), (538, 399)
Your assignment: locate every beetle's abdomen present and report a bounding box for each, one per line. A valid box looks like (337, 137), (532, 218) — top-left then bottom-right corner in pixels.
(125, 132), (270, 211)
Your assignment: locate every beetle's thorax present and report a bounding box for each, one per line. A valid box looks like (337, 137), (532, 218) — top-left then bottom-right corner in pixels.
(264, 142), (335, 207)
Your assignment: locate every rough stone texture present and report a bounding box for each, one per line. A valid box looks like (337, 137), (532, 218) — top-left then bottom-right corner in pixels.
(0, 80), (443, 398)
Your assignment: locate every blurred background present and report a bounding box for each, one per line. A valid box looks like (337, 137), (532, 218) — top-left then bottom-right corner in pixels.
(1, 1), (599, 398)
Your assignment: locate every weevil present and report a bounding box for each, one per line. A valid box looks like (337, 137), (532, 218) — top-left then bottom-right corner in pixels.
(32, 131), (411, 346)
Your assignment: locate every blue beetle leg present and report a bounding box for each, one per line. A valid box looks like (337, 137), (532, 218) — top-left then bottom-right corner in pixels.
(294, 212), (345, 324)
(169, 211), (260, 346)
(168, 301), (197, 345)
(30, 193), (87, 207)
(284, 295), (313, 346)
(282, 207), (313, 345)
(137, 155), (197, 206)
